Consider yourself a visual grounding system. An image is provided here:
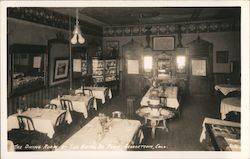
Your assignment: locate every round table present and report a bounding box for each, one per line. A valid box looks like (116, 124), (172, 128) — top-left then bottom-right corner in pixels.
(136, 106), (175, 139)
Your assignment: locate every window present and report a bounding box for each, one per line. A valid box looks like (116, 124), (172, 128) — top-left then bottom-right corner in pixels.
(176, 56), (186, 69)
(191, 59), (206, 76)
(144, 56), (153, 72)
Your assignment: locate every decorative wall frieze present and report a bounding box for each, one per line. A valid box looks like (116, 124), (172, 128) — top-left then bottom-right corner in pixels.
(103, 20), (239, 37)
(7, 7), (103, 36)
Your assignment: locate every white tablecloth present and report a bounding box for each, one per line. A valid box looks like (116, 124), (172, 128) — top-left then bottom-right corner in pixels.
(215, 84), (241, 96)
(199, 117), (240, 143)
(75, 87), (112, 104)
(7, 108), (68, 138)
(140, 86), (179, 109)
(220, 97), (241, 120)
(50, 95), (97, 118)
(56, 117), (143, 151)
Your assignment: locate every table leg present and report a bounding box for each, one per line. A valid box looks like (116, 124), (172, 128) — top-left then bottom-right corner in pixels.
(151, 120), (157, 139)
(163, 120), (168, 132)
(151, 126), (156, 139)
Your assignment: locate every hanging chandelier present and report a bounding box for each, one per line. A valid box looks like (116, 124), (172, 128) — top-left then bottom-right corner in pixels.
(71, 8), (85, 44)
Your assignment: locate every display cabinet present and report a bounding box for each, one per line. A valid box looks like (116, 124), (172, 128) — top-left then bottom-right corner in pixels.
(92, 58), (119, 94)
(10, 44), (46, 95)
(92, 58), (105, 83)
(105, 59), (117, 82)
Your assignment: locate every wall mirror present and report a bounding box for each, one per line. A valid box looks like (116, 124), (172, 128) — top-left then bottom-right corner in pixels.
(10, 44), (46, 95)
(48, 38), (69, 86)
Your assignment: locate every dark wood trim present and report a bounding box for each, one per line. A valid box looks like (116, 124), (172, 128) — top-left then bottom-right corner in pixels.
(205, 123), (220, 151)
(7, 7), (103, 36)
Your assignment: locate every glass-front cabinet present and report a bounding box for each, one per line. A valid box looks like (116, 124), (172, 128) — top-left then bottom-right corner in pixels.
(10, 44), (46, 95)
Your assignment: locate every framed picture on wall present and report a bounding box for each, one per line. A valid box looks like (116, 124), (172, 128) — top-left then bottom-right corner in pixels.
(152, 36), (175, 51)
(53, 58), (69, 82)
(106, 41), (119, 58)
(216, 51), (229, 63)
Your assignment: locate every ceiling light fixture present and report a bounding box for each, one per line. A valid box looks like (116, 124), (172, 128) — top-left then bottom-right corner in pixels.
(71, 8), (85, 44)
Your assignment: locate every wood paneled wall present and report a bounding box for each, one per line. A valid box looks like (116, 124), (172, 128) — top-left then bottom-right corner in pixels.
(7, 78), (83, 116)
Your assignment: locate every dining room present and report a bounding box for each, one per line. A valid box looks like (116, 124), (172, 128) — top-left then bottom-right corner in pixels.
(1, 2), (249, 159)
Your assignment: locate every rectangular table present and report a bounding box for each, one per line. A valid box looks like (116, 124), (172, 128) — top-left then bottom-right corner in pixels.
(200, 117), (240, 151)
(140, 86), (179, 109)
(220, 97), (241, 120)
(7, 108), (68, 138)
(215, 84), (241, 96)
(56, 117), (143, 151)
(75, 87), (112, 104)
(50, 94), (97, 118)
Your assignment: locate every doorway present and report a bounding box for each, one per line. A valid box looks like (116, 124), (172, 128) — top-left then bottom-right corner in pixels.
(187, 37), (213, 96)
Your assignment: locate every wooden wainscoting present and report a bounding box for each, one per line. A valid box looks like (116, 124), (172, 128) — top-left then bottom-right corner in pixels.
(7, 78), (84, 116)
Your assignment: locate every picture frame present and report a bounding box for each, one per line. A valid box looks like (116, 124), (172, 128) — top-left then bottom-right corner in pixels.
(53, 58), (69, 82)
(106, 41), (119, 58)
(152, 36), (175, 51)
(216, 51), (229, 63)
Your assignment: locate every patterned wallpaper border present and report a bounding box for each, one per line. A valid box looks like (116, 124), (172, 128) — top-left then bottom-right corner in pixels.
(7, 7), (103, 36)
(103, 20), (240, 37)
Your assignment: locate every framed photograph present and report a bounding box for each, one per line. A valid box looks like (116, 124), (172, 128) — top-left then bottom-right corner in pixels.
(53, 58), (69, 82)
(152, 36), (175, 51)
(216, 51), (229, 63)
(106, 41), (119, 58)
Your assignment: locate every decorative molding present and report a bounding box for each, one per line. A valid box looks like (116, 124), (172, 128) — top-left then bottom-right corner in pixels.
(103, 20), (239, 37)
(7, 7), (103, 36)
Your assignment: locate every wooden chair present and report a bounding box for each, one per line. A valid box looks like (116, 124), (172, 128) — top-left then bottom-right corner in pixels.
(60, 99), (74, 111)
(15, 115), (48, 147)
(44, 103), (57, 109)
(104, 88), (110, 103)
(112, 111), (125, 119)
(54, 111), (67, 136)
(17, 115), (36, 131)
(84, 89), (93, 97)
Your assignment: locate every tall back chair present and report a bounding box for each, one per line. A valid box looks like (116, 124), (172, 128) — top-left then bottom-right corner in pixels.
(17, 115), (36, 131)
(44, 103), (57, 109)
(60, 99), (73, 111)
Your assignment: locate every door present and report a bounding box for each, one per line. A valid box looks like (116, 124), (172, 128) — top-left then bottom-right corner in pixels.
(189, 57), (210, 95)
(187, 36), (213, 96)
(122, 39), (144, 96)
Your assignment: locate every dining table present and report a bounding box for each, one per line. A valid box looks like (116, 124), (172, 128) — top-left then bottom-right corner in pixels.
(56, 117), (144, 151)
(7, 108), (69, 138)
(200, 117), (240, 151)
(215, 84), (241, 96)
(75, 87), (112, 104)
(50, 94), (97, 118)
(140, 86), (179, 109)
(220, 97), (241, 120)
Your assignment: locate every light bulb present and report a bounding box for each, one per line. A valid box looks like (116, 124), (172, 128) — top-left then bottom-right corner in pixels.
(78, 33), (85, 44)
(71, 34), (78, 44)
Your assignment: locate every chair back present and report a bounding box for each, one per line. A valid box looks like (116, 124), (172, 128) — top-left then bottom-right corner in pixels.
(44, 103), (57, 109)
(60, 99), (73, 111)
(17, 115), (36, 131)
(87, 97), (95, 110)
(226, 90), (241, 98)
(104, 88), (110, 102)
(55, 111), (66, 127)
(112, 111), (125, 119)
(84, 89), (93, 97)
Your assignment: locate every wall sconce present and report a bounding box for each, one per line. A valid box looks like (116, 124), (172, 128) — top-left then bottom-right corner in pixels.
(71, 8), (85, 44)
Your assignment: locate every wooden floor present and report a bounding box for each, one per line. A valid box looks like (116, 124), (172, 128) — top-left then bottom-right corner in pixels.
(8, 92), (221, 151)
